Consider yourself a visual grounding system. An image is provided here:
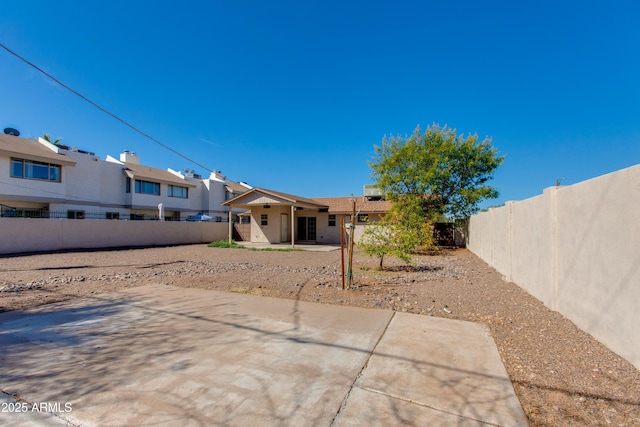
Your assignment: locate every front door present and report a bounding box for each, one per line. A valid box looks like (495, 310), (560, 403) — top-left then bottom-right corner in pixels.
(297, 217), (316, 241)
(280, 214), (288, 242)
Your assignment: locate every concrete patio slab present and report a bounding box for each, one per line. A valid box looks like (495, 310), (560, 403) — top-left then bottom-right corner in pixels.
(238, 242), (341, 252)
(0, 284), (527, 426)
(0, 391), (69, 426)
(333, 313), (527, 426)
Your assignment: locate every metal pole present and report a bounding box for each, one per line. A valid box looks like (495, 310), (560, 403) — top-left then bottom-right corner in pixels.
(340, 216), (345, 290)
(291, 205), (295, 248)
(228, 206), (233, 243)
(347, 199), (355, 288)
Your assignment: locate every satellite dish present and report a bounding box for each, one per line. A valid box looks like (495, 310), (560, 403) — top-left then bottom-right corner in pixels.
(4, 127), (20, 136)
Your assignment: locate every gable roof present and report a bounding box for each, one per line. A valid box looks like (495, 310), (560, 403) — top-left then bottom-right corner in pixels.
(311, 196), (393, 214)
(222, 187), (329, 209)
(0, 134), (76, 166)
(224, 180), (250, 194)
(123, 162), (198, 187)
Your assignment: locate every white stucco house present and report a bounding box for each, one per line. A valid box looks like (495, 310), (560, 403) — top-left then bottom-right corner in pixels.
(0, 133), (250, 221)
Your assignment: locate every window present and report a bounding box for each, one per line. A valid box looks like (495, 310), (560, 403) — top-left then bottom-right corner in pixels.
(67, 210), (85, 219)
(135, 180), (160, 195)
(11, 158), (61, 182)
(11, 159), (22, 178)
(49, 165), (60, 181)
(168, 185), (188, 198)
(225, 191), (235, 200)
(261, 214), (268, 226)
(126, 177), (131, 193)
(357, 214), (369, 223)
(328, 214), (336, 226)
(106, 212), (120, 220)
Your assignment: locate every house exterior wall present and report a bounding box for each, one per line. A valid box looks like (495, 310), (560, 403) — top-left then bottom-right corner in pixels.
(125, 182), (191, 215)
(245, 209), (384, 245)
(467, 164), (640, 370)
(250, 205), (291, 243)
(63, 151), (103, 205)
(243, 193), (285, 206)
(210, 181), (228, 216)
(315, 213), (380, 244)
(191, 179), (209, 214)
(315, 213), (343, 244)
(0, 155), (69, 202)
(251, 209), (340, 244)
(201, 178), (233, 219)
(98, 159), (128, 207)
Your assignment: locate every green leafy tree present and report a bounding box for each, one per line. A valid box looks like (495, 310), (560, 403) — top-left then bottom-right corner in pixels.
(359, 195), (435, 269)
(370, 124), (504, 222)
(358, 220), (394, 269)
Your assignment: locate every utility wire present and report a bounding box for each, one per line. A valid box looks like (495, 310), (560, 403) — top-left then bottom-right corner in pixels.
(0, 42), (214, 174)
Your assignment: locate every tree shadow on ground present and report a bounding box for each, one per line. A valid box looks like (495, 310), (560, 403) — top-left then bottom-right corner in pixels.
(0, 260), (188, 273)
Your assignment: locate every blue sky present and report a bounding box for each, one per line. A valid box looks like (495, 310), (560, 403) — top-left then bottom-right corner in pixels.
(1, 1), (638, 209)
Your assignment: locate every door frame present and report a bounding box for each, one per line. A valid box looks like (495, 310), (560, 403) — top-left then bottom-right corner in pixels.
(296, 216), (317, 241)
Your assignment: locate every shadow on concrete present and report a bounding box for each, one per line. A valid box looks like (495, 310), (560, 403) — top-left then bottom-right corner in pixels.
(0, 288), (525, 426)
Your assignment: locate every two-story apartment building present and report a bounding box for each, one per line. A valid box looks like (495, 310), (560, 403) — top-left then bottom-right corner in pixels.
(0, 132), (249, 220)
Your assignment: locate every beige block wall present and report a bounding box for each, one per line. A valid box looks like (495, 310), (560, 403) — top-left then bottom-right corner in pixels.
(488, 203), (512, 280)
(510, 190), (557, 308)
(554, 166), (640, 368)
(0, 218), (228, 254)
(468, 164), (640, 369)
(468, 210), (491, 261)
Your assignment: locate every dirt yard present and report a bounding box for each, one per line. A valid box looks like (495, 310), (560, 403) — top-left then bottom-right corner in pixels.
(1, 244), (638, 426)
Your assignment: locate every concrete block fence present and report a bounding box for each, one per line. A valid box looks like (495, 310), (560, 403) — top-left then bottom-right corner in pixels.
(468, 164), (640, 369)
(0, 218), (228, 255)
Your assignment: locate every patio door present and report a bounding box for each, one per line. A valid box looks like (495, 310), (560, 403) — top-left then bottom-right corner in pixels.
(297, 217), (316, 241)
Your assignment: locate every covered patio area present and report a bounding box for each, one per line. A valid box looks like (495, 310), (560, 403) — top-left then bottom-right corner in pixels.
(221, 187), (331, 248)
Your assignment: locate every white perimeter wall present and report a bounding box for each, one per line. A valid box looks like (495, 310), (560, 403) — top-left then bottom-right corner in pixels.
(468, 164), (640, 369)
(0, 219), (229, 254)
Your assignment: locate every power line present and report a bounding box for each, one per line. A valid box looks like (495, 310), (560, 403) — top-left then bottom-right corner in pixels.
(0, 42), (214, 174)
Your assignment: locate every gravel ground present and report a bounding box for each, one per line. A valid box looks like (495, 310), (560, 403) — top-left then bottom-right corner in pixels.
(1, 244), (638, 426)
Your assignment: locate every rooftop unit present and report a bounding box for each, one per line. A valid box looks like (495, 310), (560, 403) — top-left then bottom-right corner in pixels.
(364, 184), (383, 200)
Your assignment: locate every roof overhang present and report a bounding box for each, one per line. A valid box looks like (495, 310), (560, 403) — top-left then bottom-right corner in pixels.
(222, 187), (329, 210)
(0, 135), (76, 166)
(123, 166), (197, 187)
